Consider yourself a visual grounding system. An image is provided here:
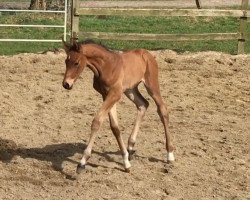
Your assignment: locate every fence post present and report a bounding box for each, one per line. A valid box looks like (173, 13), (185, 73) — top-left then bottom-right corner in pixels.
(71, 0), (80, 43)
(238, 0), (249, 54)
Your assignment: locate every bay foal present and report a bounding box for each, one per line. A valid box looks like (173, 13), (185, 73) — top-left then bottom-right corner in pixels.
(62, 39), (174, 173)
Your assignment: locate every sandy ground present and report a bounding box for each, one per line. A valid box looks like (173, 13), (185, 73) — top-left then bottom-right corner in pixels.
(0, 49), (249, 200)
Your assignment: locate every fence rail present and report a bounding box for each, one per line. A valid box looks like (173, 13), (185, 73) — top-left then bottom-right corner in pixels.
(76, 8), (248, 18)
(71, 0), (249, 54)
(0, 0), (68, 42)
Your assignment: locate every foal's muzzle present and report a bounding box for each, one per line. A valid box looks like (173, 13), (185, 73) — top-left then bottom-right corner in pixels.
(62, 82), (73, 90)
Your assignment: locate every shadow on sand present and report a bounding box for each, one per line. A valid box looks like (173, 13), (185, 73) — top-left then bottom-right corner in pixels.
(0, 137), (167, 178)
(0, 137), (129, 178)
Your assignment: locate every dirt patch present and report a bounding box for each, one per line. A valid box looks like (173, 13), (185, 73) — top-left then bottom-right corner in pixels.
(0, 50), (249, 200)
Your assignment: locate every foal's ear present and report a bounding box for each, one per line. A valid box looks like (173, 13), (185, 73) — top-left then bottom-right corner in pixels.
(62, 37), (70, 53)
(72, 40), (79, 51)
(72, 40), (83, 53)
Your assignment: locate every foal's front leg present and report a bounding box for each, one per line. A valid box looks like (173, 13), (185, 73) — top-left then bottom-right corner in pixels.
(77, 87), (123, 174)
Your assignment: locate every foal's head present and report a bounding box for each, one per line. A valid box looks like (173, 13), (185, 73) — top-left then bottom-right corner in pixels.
(62, 40), (87, 90)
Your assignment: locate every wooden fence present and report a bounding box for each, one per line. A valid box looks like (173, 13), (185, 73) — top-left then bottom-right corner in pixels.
(70, 0), (249, 54)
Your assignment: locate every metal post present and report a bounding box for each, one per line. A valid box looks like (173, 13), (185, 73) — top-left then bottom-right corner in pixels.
(238, 0), (249, 54)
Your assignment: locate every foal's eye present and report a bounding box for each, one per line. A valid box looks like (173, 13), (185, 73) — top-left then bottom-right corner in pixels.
(74, 62), (79, 66)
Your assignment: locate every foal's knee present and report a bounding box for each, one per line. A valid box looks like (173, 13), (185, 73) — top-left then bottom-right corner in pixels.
(91, 117), (101, 132)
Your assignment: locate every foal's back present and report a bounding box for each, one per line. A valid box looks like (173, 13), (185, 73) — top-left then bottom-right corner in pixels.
(120, 49), (158, 90)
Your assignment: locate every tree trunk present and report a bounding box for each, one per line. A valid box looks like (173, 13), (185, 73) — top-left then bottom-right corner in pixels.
(48, 0), (65, 9)
(195, 0), (202, 9)
(29, 0), (65, 10)
(29, 0), (46, 10)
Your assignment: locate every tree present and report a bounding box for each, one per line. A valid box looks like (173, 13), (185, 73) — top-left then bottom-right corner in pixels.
(29, 0), (65, 10)
(195, 0), (202, 9)
(29, 0), (46, 10)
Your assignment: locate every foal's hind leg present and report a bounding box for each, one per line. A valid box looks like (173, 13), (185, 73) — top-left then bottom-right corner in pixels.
(124, 87), (149, 160)
(108, 104), (131, 171)
(144, 82), (175, 162)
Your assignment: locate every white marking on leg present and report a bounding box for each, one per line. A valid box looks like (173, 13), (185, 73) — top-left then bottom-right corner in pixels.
(80, 158), (86, 166)
(128, 146), (133, 151)
(167, 152), (175, 161)
(124, 152), (131, 169)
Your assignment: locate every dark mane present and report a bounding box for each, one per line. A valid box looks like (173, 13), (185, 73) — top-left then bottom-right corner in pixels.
(69, 39), (111, 52)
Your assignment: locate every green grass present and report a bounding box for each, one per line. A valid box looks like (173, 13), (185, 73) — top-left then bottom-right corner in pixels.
(0, 13), (64, 55)
(80, 16), (239, 34)
(79, 15), (249, 53)
(0, 12), (249, 55)
(0, 12), (64, 39)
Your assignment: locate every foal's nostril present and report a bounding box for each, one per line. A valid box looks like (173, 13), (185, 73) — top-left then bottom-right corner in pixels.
(63, 82), (71, 90)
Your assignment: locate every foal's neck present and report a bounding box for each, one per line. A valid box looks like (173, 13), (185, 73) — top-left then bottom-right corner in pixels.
(83, 44), (114, 77)
(84, 44), (112, 59)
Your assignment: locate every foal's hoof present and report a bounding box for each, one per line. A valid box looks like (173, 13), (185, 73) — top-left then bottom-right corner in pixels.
(124, 167), (131, 173)
(167, 160), (175, 164)
(164, 164), (174, 174)
(128, 150), (136, 161)
(76, 163), (85, 174)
